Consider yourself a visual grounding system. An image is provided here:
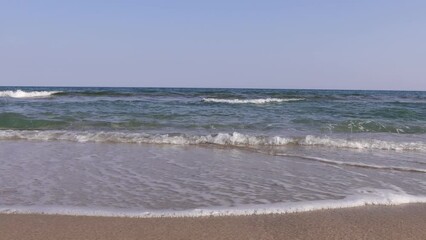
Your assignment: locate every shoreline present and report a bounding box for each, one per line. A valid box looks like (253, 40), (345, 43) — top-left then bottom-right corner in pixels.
(1, 203), (425, 240)
(2, 189), (425, 218)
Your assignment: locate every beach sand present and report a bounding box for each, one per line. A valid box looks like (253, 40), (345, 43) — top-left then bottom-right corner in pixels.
(1, 204), (425, 240)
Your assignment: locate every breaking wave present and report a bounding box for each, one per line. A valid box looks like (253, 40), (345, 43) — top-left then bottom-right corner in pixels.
(0, 90), (61, 98)
(202, 98), (304, 104)
(301, 135), (426, 151)
(0, 130), (425, 152)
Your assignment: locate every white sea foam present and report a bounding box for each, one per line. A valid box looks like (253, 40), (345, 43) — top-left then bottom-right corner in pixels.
(0, 90), (61, 98)
(0, 130), (425, 152)
(302, 135), (426, 151)
(202, 98), (304, 104)
(1, 189), (425, 218)
(275, 153), (426, 173)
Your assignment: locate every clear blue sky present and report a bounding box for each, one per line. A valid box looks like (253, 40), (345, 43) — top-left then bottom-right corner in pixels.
(1, 1), (425, 90)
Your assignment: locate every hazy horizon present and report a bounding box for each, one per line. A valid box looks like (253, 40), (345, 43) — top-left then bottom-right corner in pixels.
(1, 1), (426, 91)
(2, 85), (426, 92)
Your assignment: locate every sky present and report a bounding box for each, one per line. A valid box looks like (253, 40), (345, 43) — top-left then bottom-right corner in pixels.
(1, 1), (425, 90)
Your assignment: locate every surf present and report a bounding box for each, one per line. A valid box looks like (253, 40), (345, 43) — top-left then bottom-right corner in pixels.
(0, 90), (61, 98)
(1, 189), (425, 218)
(202, 98), (305, 104)
(1, 130), (425, 152)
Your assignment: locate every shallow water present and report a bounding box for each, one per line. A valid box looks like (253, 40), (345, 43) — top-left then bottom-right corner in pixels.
(0, 87), (425, 216)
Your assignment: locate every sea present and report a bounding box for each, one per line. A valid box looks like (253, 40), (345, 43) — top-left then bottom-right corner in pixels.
(0, 87), (425, 217)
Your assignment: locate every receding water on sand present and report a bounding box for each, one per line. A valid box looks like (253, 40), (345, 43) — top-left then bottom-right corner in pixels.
(0, 140), (425, 217)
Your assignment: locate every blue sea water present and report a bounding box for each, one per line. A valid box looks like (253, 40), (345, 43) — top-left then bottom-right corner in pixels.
(0, 87), (425, 217)
(1, 87), (426, 136)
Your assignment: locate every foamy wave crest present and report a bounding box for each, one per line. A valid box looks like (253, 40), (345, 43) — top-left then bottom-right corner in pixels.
(0, 90), (61, 98)
(202, 98), (304, 104)
(0, 130), (425, 151)
(302, 135), (426, 151)
(0, 130), (292, 145)
(1, 189), (425, 217)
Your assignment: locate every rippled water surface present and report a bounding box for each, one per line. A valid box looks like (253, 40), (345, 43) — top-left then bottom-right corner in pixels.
(0, 87), (425, 216)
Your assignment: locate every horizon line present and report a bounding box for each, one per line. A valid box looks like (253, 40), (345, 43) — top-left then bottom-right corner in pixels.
(0, 85), (425, 92)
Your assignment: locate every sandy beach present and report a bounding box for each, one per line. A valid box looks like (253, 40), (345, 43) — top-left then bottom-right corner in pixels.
(1, 203), (425, 240)
(3, 0), (426, 238)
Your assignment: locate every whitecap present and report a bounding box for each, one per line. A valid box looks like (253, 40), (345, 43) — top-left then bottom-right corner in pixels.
(202, 98), (304, 104)
(0, 90), (61, 98)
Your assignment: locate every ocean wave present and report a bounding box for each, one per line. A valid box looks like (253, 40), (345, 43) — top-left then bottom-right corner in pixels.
(1, 189), (425, 218)
(0, 130), (425, 151)
(275, 153), (426, 173)
(202, 98), (304, 104)
(0, 113), (68, 129)
(0, 90), (61, 98)
(301, 135), (426, 151)
(325, 120), (426, 134)
(54, 90), (135, 97)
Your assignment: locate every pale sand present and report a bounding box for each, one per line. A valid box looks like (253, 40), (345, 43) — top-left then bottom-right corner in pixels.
(1, 204), (425, 240)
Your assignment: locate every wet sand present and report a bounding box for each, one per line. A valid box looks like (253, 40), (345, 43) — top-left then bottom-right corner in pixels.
(1, 204), (425, 240)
